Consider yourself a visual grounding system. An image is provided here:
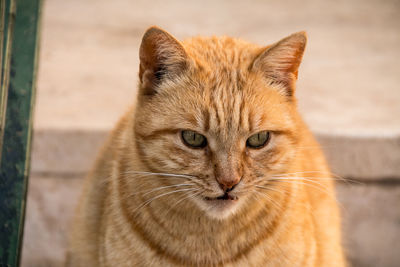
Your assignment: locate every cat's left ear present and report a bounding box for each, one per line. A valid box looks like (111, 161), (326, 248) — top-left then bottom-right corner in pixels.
(252, 32), (307, 97)
(139, 26), (189, 96)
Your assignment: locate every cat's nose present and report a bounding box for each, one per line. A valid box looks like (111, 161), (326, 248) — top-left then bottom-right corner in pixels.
(217, 176), (241, 192)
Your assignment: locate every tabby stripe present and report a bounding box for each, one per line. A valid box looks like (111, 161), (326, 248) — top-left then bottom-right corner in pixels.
(202, 109), (210, 132)
(136, 129), (178, 141)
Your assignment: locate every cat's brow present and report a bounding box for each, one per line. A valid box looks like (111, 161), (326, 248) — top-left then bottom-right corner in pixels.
(137, 129), (179, 140)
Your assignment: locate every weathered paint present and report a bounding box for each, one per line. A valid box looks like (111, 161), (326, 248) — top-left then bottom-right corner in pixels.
(0, 0), (41, 266)
(0, 0), (15, 158)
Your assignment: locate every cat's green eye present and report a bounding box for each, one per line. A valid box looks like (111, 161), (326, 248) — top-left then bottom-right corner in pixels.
(246, 131), (270, 149)
(181, 130), (207, 148)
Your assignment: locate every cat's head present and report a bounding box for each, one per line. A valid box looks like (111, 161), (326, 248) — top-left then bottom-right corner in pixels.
(134, 26), (306, 219)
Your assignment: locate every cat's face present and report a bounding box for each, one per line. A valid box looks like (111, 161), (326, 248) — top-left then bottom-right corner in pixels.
(134, 27), (305, 219)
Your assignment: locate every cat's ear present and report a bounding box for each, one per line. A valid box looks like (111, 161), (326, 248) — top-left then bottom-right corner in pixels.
(252, 32), (307, 97)
(139, 26), (189, 95)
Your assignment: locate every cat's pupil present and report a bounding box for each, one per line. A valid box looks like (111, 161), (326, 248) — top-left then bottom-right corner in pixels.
(246, 131), (270, 148)
(181, 130), (207, 148)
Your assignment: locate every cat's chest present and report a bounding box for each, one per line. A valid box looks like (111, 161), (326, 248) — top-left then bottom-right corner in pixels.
(101, 204), (316, 267)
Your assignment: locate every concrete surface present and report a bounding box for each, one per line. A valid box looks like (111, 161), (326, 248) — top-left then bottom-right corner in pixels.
(33, 0), (400, 179)
(21, 0), (400, 266)
(21, 176), (400, 267)
(21, 176), (83, 267)
(337, 183), (400, 267)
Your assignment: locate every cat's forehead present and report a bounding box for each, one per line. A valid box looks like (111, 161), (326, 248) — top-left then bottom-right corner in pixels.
(199, 83), (291, 140)
(183, 36), (262, 72)
(163, 75), (293, 145)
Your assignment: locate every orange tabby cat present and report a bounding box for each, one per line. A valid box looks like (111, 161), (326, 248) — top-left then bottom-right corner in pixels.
(68, 26), (346, 266)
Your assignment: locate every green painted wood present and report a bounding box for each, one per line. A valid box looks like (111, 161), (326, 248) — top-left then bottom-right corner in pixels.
(0, 0), (15, 158)
(0, 0), (5, 81)
(0, 0), (41, 266)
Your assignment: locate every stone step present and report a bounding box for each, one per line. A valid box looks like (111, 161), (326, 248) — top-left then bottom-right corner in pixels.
(21, 175), (400, 267)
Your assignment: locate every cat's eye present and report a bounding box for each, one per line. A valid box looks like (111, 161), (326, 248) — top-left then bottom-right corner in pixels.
(181, 130), (207, 148)
(246, 131), (270, 149)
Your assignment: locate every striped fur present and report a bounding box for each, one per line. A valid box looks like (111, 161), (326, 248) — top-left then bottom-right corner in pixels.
(68, 27), (346, 266)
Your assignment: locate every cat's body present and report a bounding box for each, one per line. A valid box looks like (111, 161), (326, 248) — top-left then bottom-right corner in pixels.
(68, 27), (345, 266)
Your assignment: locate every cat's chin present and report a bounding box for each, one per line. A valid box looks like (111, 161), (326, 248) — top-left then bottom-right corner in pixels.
(195, 194), (242, 220)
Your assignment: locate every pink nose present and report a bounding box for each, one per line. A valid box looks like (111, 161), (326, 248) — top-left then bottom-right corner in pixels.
(217, 176), (241, 192)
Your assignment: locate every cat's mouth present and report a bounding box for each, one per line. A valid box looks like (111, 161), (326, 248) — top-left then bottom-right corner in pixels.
(200, 192), (241, 218)
(204, 193), (238, 201)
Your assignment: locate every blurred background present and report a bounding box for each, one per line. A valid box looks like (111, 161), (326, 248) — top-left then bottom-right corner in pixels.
(21, 0), (400, 266)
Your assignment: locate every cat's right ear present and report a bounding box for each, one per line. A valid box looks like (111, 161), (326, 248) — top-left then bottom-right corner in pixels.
(139, 26), (189, 96)
(252, 32), (307, 98)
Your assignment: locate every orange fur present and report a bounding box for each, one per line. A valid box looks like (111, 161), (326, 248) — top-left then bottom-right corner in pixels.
(68, 26), (346, 266)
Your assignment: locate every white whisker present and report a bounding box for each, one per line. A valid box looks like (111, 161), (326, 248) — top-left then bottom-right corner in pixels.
(271, 170), (359, 185)
(269, 179), (343, 209)
(132, 188), (198, 215)
(252, 190), (283, 211)
(254, 184), (288, 195)
(267, 177), (330, 191)
(164, 190), (204, 216)
(125, 170), (197, 179)
(123, 183), (196, 200)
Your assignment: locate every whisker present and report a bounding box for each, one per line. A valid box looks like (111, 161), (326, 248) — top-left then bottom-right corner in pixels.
(274, 176), (361, 185)
(252, 190), (283, 211)
(121, 174), (207, 189)
(271, 178), (331, 194)
(255, 178), (344, 211)
(254, 175), (331, 197)
(123, 183), (196, 200)
(267, 177), (330, 191)
(125, 170), (197, 179)
(254, 184), (288, 196)
(272, 170), (336, 178)
(248, 170), (358, 186)
(164, 190), (204, 216)
(251, 174), (346, 200)
(132, 188), (198, 215)
(263, 176), (341, 183)
(122, 170), (206, 187)
(271, 180), (343, 209)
